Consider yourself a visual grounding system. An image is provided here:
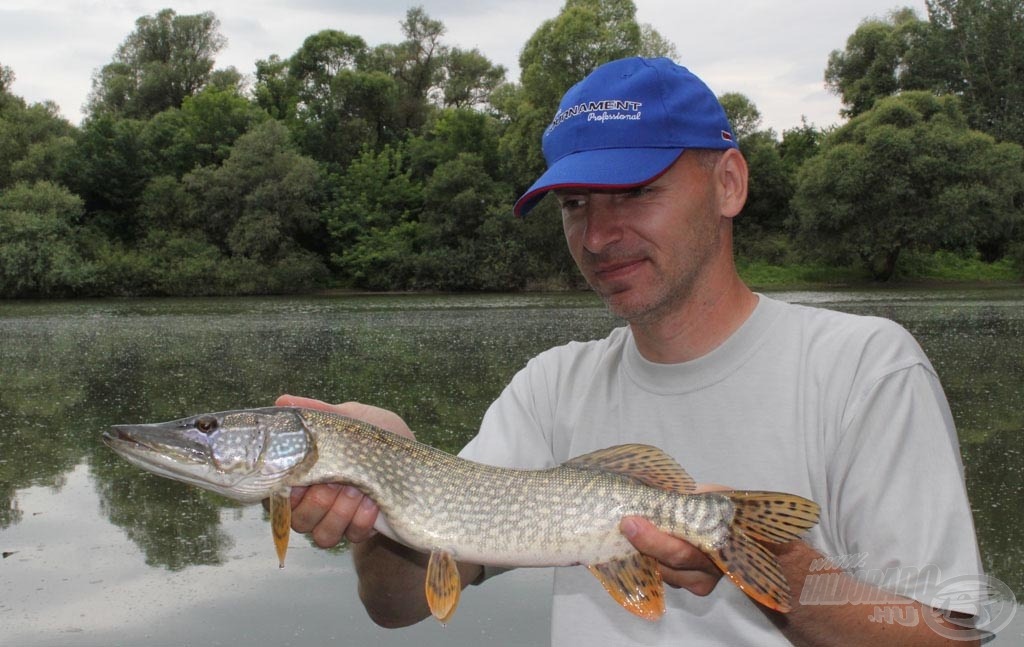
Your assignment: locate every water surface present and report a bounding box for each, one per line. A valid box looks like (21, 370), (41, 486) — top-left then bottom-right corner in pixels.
(1, 289), (1021, 645)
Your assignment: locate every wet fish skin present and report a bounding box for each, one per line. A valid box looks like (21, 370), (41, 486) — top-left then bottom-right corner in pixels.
(103, 406), (820, 622)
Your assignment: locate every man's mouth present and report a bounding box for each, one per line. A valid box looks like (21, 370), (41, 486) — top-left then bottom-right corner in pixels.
(592, 258), (646, 280)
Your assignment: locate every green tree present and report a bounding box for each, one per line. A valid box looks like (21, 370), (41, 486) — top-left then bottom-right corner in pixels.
(285, 30), (398, 169)
(65, 114), (149, 239)
(253, 55), (299, 120)
(719, 92), (764, 142)
(792, 91), (1024, 280)
(326, 143), (423, 288)
(87, 9), (227, 119)
(519, 0), (641, 113)
(926, 0), (1024, 145)
(414, 152), (518, 289)
(142, 85), (267, 178)
(0, 181), (91, 296)
(827, 2), (1024, 146)
(182, 120), (328, 292)
(825, 8), (933, 118)
(367, 6), (448, 133)
(0, 66), (77, 189)
(439, 47), (507, 109)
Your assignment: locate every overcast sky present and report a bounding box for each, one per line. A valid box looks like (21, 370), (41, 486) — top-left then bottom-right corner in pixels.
(1, 0), (928, 134)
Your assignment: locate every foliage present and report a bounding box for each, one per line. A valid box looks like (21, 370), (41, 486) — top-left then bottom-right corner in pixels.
(87, 9), (227, 120)
(181, 120), (329, 288)
(926, 0), (1024, 145)
(827, 1), (1024, 146)
(0, 69), (76, 189)
(0, 181), (93, 296)
(792, 92), (1024, 280)
(1, 2), (1022, 298)
(825, 8), (934, 118)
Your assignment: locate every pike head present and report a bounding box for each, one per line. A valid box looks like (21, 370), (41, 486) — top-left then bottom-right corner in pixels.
(103, 407), (316, 503)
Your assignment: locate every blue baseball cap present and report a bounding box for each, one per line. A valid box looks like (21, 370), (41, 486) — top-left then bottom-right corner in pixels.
(514, 57), (738, 216)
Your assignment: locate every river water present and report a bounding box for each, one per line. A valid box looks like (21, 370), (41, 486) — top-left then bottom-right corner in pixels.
(1, 289), (1021, 645)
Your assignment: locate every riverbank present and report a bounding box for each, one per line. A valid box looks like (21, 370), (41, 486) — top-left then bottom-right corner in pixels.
(738, 252), (1021, 291)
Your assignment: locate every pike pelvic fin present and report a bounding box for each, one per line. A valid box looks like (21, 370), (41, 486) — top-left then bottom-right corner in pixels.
(425, 549), (461, 624)
(564, 444), (697, 494)
(707, 492), (822, 613)
(588, 552), (666, 620)
(269, 488), (291, 568)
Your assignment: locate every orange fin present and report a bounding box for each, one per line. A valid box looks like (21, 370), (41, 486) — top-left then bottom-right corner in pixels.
(588, 552), (665, 621)
(705, 492), (820, 612)
(728, 492), (820, 544)
(707, 527), (794, 612)
(425, 549), (461, 624)
(565, 444), (696, 493)
(269, 489), (291, 568)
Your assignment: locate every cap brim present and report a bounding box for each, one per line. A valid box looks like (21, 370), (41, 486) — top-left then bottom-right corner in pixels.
(513, 148), (684, 216)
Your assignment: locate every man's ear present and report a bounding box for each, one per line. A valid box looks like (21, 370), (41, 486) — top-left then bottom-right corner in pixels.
(715, 148), (748, 219)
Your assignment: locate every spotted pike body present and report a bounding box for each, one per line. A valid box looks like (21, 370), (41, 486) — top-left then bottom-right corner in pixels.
(103, 407), (820, 622)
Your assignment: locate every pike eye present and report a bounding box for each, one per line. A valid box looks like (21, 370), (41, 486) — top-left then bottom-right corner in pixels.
(195, 417), (218, 434)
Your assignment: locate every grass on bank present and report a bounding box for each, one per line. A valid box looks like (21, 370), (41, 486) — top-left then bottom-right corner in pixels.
(738, 250), (1021, 290)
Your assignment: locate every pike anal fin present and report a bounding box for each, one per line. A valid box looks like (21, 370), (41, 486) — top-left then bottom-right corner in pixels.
(588, 553), (665, 621)
(269, 488), (291, 568)
(425, 549), (461, 624)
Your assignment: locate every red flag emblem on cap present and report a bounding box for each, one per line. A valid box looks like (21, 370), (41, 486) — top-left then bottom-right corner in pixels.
(721, 130), (733, 142)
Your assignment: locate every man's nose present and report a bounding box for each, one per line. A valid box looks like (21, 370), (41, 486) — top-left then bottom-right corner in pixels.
(581, 198), (626, 253)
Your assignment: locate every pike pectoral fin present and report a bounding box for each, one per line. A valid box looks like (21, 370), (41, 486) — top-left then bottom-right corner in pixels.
(588, 553), (665, 621)
(269, 488), (291, 568)
(425, 549), (461, 624)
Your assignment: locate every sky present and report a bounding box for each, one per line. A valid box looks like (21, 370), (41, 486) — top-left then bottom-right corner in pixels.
(0, 0), (929, 134)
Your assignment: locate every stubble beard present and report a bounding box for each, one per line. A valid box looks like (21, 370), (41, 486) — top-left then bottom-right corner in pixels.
(589, 212), (724, 326)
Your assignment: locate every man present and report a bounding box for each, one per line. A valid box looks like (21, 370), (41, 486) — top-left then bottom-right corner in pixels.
(278, 57), (984, 645)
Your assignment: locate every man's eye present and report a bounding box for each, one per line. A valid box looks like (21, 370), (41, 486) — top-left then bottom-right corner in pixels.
(559, 197), (586, 210)
(626, 186), (651, 198)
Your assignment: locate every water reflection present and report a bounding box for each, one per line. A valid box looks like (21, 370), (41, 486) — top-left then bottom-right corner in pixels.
(0, 289), (1021, 645)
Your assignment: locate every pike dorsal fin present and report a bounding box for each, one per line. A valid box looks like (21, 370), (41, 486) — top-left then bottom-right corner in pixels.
(564, 444), (697, 493)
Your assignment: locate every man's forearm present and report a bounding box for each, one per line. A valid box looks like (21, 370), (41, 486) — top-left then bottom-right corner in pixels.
(767, 541), (981, 647)
(352, 535), (483, 628)
(352, 534), (433, 628)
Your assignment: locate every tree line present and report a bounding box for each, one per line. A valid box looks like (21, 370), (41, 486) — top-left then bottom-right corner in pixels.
(1, 0), (1022, 297)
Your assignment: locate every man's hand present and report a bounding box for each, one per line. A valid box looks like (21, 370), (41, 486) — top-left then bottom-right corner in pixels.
(273, 394), (414, 547)
(620, 483), (730, 596)
(620, 516), (723, 596)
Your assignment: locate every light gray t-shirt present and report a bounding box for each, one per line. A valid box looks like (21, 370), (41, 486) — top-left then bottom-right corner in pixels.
(459, 294), (983, 646)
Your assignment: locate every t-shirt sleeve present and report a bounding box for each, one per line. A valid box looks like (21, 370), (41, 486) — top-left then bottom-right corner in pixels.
(826, 328), (984, 614)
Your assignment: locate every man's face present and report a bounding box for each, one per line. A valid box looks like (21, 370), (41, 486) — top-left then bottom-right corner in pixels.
(556, 152), (726, 323)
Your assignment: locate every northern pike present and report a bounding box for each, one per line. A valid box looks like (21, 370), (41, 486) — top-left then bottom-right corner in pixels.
(102, 407), (820, 623)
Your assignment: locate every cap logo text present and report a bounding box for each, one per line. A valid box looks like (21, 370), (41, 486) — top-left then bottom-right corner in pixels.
(546, 99), (643, 136)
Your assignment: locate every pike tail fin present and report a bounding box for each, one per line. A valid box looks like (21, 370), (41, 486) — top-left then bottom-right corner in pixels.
(708, 492), (820, 613)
